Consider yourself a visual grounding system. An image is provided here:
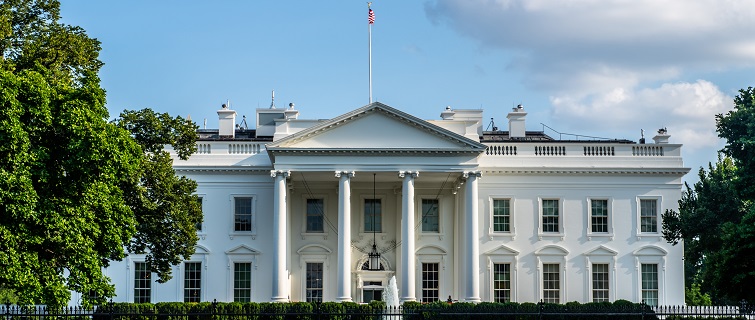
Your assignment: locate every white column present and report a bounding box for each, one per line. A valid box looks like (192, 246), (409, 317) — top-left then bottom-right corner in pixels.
(335, 171), (355, 302)
(399, 170), (418, 303)
(463, 171), (482, 303)
(271, 170), (289, 302)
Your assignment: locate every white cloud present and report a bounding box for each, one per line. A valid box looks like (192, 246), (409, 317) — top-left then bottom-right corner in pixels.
(550, 80), (732, 151)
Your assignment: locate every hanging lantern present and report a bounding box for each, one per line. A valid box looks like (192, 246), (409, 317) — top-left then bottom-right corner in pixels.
(368, 243), (381, 270)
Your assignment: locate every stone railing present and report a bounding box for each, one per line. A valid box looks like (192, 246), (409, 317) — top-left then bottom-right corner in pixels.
(192, 142), (267, 155)
(484, 143), (680, 157)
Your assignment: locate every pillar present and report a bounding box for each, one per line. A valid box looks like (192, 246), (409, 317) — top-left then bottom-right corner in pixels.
(335, 171), (355, 302)
(464, 171), (482, 302)
(271, 170), (290, 302)
(399, 170), (418, 303)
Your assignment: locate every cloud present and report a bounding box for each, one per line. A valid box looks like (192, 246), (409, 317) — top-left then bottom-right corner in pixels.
(550, 80), (732, 151)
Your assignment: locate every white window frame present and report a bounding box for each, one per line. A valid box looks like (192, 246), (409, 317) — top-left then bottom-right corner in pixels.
(418, 197), (443, 238)
(301, 194), (329, 238)
(584, 245), (618, 303)
(297, 244), (332, 302)
(485, 245), (519, 303)
(633, 245), (667, 306)
(195, 194), (206, 240)
(229, 194), (257, 239)
(225, 244), (260, 302)
(636, 196), (662, 238)
(535, 245), (568, 304)
(129, 259), (154, 303)
(416, 245), (447, 302)
(489, 196), (516, 239)
(587, 197), (613, 240)
(538, 197), (564, 240)
(360, 194), (386, 238)
(177, 245), (209, 302)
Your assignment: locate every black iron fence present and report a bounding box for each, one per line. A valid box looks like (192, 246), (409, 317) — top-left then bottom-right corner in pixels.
(2, 301), (754, 320)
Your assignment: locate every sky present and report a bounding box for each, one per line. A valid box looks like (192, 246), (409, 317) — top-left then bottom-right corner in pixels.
(59, 1), (755, 183)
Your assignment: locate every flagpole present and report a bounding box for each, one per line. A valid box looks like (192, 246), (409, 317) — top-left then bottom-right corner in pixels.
(368, 2), (373, 104)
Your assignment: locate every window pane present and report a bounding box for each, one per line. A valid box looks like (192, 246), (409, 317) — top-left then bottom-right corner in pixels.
(543, 263), (560, 304)
(235, 197), (253, 231)
(493, 263), (511, 303)
(542, 200), (559, 233)
(591, 199), (608, 233)
(421, 263), (439, 303)
(493, 199), (510, 232)
(195, 197), (203, 231)
(234, 262), (252, 302)
(641, 264), (659, 305)
(640, 200), (658, 233)
(365, 199), (382, 232)
(306, 198), (324, 233)
(421, 199), (439, 232)
(592, 263), (609, 302)
(134, 262), (151, 303)
(306, 263), (324, 302)
(184, 262), (201, 302)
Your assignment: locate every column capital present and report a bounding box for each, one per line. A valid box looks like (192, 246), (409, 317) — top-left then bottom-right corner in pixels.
(398, 170), (419, 178)
(462, 170), (482, 179)
(270, 170), (290, 178)
(334, 171), (355, 178)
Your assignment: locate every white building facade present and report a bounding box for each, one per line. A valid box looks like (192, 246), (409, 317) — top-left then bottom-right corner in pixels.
(100, 102), (688, 305)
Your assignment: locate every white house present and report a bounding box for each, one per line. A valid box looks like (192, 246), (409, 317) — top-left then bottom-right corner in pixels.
(97, 102), (688, 306)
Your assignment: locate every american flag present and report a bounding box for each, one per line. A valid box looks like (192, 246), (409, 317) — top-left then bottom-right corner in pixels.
(368, 8), (375, 24)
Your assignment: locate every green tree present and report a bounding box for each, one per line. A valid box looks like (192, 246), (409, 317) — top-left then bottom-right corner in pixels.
(0, 0), (201, 306)
(663, 87), (755, 304)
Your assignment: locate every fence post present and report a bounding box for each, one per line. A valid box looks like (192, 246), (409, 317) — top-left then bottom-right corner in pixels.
(538, 300), (544, 320)
(212, 299), (217, 320)
(108, 299), (114, 320)
(640, 300), (646, 320)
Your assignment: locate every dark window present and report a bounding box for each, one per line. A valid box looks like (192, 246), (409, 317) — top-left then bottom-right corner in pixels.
(235, 197), (253, 232)
(306, 199), (324, 233)
(134, 262), (151, 303)
(421, 263), (439, 302)
(234, 262), (252, 302)
(421, 199), (439, 232)
(542, 200), (559, 233)
(184, 262), (201, 302)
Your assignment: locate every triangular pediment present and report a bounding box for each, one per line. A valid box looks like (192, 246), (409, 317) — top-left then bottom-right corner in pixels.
(484, 245), (519, 256)
(225, 244), (261, 255)
(585, 245), (618, 256)
(267, 102), (486, 153)
(535, 245), (569, 256)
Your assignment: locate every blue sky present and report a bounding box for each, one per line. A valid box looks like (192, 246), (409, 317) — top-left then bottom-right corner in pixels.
(60, 1), (755, 181)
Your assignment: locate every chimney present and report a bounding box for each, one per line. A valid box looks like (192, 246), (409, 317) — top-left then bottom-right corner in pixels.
(218, 103), (236, 138)
(440, 106), (455, 120)
(652, 127), (670, 144)
(507, 104), (527, 138)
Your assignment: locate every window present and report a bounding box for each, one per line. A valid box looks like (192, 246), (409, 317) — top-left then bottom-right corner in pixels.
(134, 262), (151, 303)
(184, 262), (201, 302)
(493, 263), (511, 303)
(362, 281), (383, 303)
(234, 197), (253, 232)
(591, 200), (608, 233)
(421, 199), (439, 233)
(641, 264), (659, 306)
(421, 263), (439, 302)
(493, 199), (511, 232)
(592, 263), (609, 302)
(640, 199), (658, 233)
(306, 198), (324, 233)
(542, 199), (559, 233)
(195, 197), (203, 231)
(234, 262), (252, 302)
(306, 262), (324, 302)
(542, 263), (560, 303)
(364, 198), (381, 232)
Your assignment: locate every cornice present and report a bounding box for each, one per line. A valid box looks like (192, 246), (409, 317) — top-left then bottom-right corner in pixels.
(265, 147), (483, 156)
(482, 167), (690, 175)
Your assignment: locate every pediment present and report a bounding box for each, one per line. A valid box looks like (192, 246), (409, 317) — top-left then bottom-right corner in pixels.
(225, 244), (261, 255)
(297, 244), (332, 255)
(267, 102), (486, 154)
(633, 245), (667, 256)
(484, 245), (519, 256)
(535, 245), (569, 256)
(416, 245), (447, 255)
(585, 245), (617, 256)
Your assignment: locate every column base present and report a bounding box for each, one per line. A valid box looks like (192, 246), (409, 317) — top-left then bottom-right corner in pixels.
(464, 297), (481, 303)
(271, 296), (289, 303)
(336, 297), (353, 302)
(400, 297), (417, 303)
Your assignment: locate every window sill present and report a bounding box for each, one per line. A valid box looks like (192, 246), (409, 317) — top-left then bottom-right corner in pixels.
(229, 232), (257, 240)
(359, 232), (388, 241)
(197, 232), (207, 240)
(587, 233), (614, 241)
(488, 232), (516, 241)
(636, 233), (661, 241)
(301, 232), (329, 240)
(419, 232), (444, 240)
(538, 233), (565, 241)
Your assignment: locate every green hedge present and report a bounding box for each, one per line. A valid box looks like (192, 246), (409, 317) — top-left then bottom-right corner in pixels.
(90, 300), (659, 320)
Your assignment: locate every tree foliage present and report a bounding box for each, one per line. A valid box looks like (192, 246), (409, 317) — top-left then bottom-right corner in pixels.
(0, 0), (200, 306)
(663, 87), (755, 304)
